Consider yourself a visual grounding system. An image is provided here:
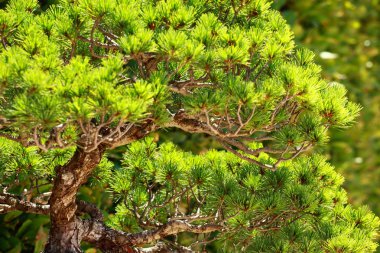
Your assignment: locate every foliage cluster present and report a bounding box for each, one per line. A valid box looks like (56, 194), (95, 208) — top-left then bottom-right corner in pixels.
(0, 0), (378, 252)
(272, 1), (380, 249)
(1, 136), (379, 252)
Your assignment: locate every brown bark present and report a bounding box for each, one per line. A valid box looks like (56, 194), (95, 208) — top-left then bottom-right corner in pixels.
(1, 141), (223, 252)
(82, 219), (222, 250)
(42, 122), (159, 252)
(2, 120), (226, 252)
(44, 146), (105, 253)
(0, 193), (50, 214)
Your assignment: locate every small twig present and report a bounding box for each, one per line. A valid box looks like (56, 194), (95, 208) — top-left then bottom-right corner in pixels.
(89, 18), (108, 59)
(204, 110), (220, 135)
(152, 185), (192, 209)
(33, 127), (48, 151)
(77, 35), (119, 49)
(234, 104), (256, 135)
(253, 61), (270, 83)
(86, 122), (133, 152)
(219, 141), (274, 170)
(78, 119), (88, 134)
(274, 143), (312, 168)
(98, 26), (119, 40)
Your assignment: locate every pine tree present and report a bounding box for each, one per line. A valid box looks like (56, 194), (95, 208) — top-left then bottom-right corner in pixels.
(0, 0), (378, 252)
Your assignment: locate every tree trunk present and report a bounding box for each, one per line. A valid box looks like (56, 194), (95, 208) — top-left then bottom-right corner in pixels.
(44, 219), (85, 253)
(44, 146), (105, 253)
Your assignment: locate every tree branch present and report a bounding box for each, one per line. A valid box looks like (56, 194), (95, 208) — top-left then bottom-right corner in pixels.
(218, 141), (274, 170)
(76, 199), (104, 221)
(136, 242), (193, 253)
(77, 35), (119, 49)
(83, 219), (223, 252)
(0, 193), (49, 215)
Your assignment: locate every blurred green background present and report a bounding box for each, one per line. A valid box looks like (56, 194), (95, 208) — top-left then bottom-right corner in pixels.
(0, 0), (379, 252)
(276, 0), (380, 215)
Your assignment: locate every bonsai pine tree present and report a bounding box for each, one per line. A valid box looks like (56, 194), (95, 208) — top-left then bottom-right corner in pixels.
(0, 0), (378, 252)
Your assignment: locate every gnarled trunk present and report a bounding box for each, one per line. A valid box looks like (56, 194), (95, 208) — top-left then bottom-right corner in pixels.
(44, 146), (105, 253)
(44, 219), (85, 253)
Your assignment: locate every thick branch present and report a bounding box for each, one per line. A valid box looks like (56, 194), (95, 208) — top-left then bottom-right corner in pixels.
(48, 146), (105, 224)
(0, 193), (106, 220)
(44, 146), (106, 252)
(83, 219), (223, 252)
(0, 193), (49, 215)
(165, 111), (260, 139)
(0, 133), (22, 142)
(129, 220), (223, 245)
(164, 112), (216, 136)
(136, 242), (193, 253)
(76, 199), (104, 221)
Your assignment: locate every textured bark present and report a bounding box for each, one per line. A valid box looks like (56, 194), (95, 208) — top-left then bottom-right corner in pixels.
(2, 120), (223, 252)
(42, 122), (161, 252)
(164, 111), (214, 136)
(44, 146), (105, 253)
(82, 219), (222, 252)
(136, 242), (193, 253)
(1, 144), (223, 253)
(0, 194), (50, 214)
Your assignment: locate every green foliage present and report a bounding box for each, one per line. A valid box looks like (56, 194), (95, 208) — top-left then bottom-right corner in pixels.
(274, 0), (380, 250)
(0, 138), (74, 185)
(0, 0), (377, 252)
(105, 138), (379, 252)
(0, 0), (360, 151)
